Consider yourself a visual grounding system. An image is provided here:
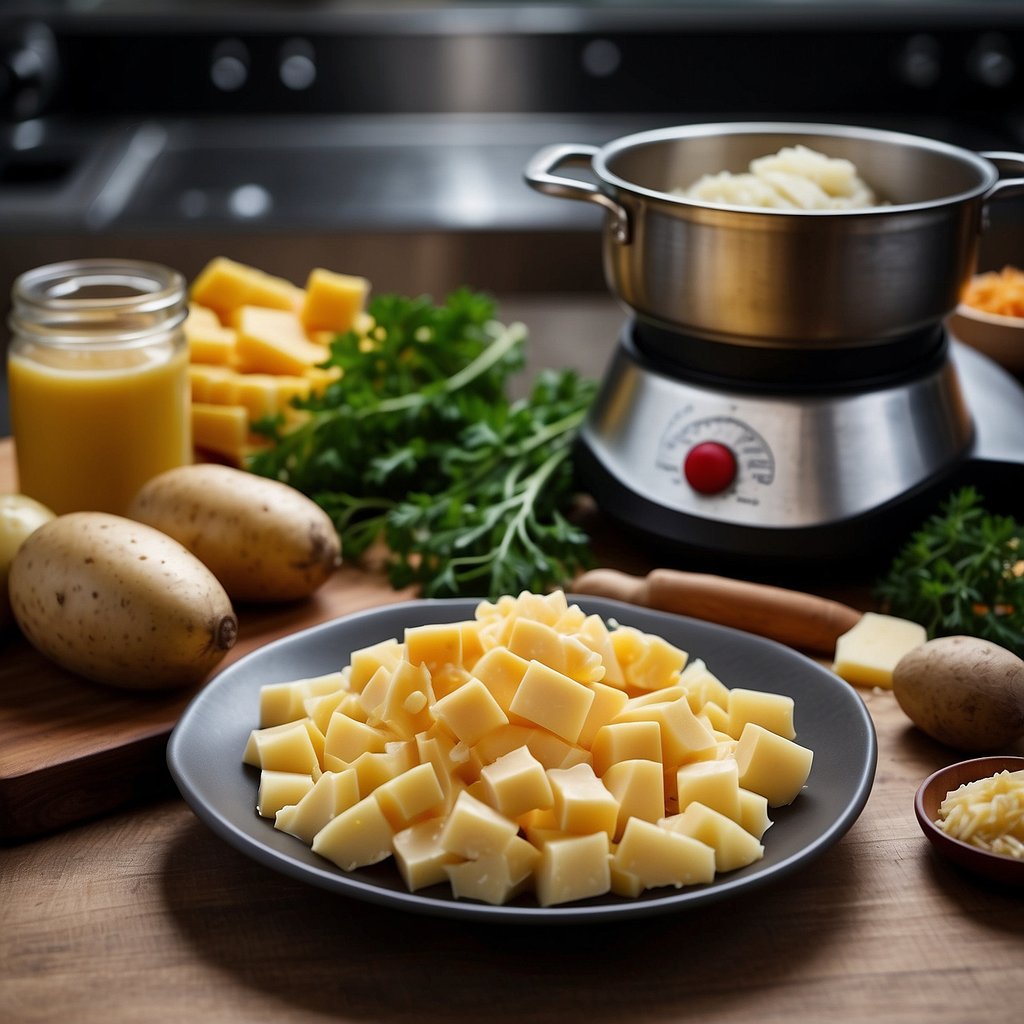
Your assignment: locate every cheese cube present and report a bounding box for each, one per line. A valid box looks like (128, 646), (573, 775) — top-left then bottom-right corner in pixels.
(727, 688), (796, 741)
(444, 835), (539, 905)
(393, 819), (460, 892)
(273, 768), (360, 843)
(547, 763), (619, 839)
(737, 787), (773, 840)
(522, 729), (585, 771)
(664, 802), (765, 873)
(243, 720), (322, 775)
(349, 639), (403, 692)
(471, 647), (530, 713)
(611, 627), (688, 691)
(300, 268), (370, 335)
(348, 742), (416, 795)
(675, 759), (741, 820)
(602, 759), (665, 839)
(613, 817), (715, 890)
(374, 763), (445, 830)
(506, 617), (603, 684)
(535, 832), (611, 907)
(609, 858), (645, 898)
(323, 711), (388, 765)
(405, 622), (464, 676)
(576, 681), (630, 750)
(256, 769), (315, 818)
(832, 612), (927, 688)
(734, 723), (814, 807)
(188, 364), (237, 403)
(480, 745), (554, 819)
(431, 678), (509, 747)
(590, 720), (663, 776)
(508, 660), (595, 743)
(439, 790), (519, 859)
(472, 724), (534, 767)
(185, 304), (237, 364)
(680, 659), (732, 711)
(234, 305), (329, 376)
(380, 659), (435, 740)
(311, 794), (394, 870)
(574, 614), (626, 689)
(191, 402), (249, 461)
(259, 671), (347, 727)
(192, 257), (301, 324)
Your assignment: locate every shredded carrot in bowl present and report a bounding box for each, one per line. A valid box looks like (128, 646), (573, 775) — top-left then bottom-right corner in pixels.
(961, 266), (1024, 319)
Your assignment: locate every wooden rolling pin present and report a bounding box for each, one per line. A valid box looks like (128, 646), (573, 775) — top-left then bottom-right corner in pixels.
(573, 567), (863, 656)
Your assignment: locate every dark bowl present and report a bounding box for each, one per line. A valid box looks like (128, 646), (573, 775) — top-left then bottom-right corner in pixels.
(914, 756), (1024, 886)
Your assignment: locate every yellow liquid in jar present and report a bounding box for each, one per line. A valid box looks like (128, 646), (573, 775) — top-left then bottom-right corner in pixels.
(8, 340), (191, 515)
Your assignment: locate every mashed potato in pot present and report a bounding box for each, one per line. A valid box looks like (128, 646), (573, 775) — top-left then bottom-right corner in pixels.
(677, 144), (880, 210)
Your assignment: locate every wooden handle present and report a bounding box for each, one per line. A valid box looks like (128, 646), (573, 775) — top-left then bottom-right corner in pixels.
(573, 567), (862, 655)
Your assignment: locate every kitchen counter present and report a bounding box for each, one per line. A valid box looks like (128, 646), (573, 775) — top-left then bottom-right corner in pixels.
(2, 295), (1023, 1024)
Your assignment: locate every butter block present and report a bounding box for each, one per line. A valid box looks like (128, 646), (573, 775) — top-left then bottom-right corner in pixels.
(832, 612), (927, 688)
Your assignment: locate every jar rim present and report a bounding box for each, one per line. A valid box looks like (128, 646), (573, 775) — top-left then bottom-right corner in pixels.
(9, 258), (187, 344)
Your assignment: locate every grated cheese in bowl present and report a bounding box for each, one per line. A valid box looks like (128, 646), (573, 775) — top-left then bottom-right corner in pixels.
(935, 769), (1024, 860)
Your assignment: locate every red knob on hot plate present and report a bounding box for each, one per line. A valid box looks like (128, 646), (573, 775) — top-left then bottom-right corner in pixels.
(683, 441), (737, 495)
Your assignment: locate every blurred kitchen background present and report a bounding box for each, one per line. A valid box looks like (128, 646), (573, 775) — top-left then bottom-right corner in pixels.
(3, 0), (1024, 432)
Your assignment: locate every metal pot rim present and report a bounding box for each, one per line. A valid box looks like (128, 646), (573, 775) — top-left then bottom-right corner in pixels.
(592, 121), (1000, 215)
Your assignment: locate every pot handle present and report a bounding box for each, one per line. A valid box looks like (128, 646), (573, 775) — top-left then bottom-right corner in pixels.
(523, 143), (631, 243)
(980, 151), (1024, 202)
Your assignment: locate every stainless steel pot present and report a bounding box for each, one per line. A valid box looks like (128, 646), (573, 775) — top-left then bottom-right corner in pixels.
(524, 122), (1024, 348)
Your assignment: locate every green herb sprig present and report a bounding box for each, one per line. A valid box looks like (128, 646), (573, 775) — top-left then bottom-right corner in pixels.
(875, 487), (1024, 656)
(247, 289), (597, 599)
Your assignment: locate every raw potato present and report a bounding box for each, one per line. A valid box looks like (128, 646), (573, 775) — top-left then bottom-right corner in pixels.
(8, 512), (237, 690)
(128, 463), (341, 603)
(892, 635), (1024, 752)
(0, 493), (55, 629)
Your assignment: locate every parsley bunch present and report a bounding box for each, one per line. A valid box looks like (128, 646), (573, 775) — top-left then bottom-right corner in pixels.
(248, 289), (597, 599)
(875, 487), (1024, 655)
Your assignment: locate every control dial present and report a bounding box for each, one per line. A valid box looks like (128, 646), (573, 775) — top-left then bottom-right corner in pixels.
(657, 413), (775, 502)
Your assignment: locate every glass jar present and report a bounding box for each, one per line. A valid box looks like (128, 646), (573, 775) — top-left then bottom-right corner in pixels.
(7, 258), (192, 515)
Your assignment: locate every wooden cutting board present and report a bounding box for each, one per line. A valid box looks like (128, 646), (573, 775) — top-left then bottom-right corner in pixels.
(0, 438), (417, 840)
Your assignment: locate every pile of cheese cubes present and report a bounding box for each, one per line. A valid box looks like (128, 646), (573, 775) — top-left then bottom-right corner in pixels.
(244, 590), (814, 907)
(185, 257), (370, 464)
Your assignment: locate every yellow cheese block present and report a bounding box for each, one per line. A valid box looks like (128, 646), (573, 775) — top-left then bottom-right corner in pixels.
(233, 305), (329, 376)
(547, 763), (619, 839)
(393, 819), (459, 891)
(591, 720), (663, 776)
(374, 762), (446, 830)
(431, 677), (509, 747)
(274, 768), (360, 844)
(535, 831), (610, 907)
(832, 612), (927, 688)
(444, 835), (539, 906)
(256, 769), (316, 818)
(509, 660), (595, 743)
(663, 802), (765, 873)
(439, 790), (519, 859)
(734, 723), (813, 807)
(192, 257), (303, 325)
(311, 794), (394, 870)
(726, 688), (796, 741)
(612, 817), (715, 890)
(259, 671), (348, 728)
(675, 758), (742, 820)
(185, 303), (238, 364)
(300, 267), (370, 335)
(479, 745), (553, 820)
(602, 758), (666, 839)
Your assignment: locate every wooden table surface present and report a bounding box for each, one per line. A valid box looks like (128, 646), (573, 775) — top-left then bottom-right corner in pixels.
(3, 295), (1023, 1024)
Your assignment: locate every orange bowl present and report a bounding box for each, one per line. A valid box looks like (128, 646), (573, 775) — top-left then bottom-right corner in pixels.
(915, 756), (1024, 885)
(948, 303), (1024, 374)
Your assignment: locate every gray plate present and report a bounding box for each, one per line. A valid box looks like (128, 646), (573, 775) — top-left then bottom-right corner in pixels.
(167, 596), (877, 924)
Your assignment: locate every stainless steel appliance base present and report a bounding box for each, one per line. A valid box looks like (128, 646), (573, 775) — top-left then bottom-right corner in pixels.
(576, 324), (1024, 569)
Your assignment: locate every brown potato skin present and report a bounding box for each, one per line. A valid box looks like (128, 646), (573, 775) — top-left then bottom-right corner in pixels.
(892, 635), (1024, 752)
(9, 512), (237, 690)
(128, 463), (341, 603)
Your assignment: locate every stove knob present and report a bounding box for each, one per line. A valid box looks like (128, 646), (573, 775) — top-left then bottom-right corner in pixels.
(683, 441), (737, 495)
